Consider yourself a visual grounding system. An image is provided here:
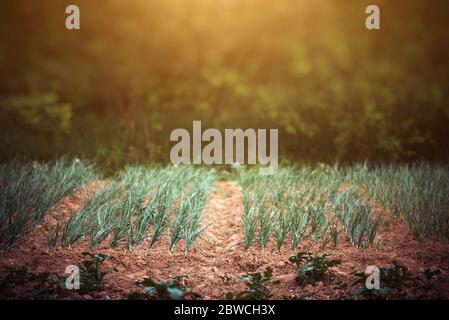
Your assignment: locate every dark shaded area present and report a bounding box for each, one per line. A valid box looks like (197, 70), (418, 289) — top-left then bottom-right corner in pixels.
(1, 0), (448, 169)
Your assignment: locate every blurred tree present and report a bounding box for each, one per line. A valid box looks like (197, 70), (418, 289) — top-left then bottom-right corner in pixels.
(0, 0), (448, 166)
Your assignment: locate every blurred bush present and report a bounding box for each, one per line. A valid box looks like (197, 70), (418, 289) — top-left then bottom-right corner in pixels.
(0, 0), (448, 168)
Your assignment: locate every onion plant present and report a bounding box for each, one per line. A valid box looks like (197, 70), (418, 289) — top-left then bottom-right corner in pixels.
(0, 158), (98, 250)
(58, 166), (214, 253)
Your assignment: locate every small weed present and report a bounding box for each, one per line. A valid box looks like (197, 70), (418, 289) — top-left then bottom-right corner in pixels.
(289, 252), (341, 285)
(226, 267), (279, 300)
(0, 252), (116, 299)
(128, 275), (201, 300)
(78, 252), (117, 293)
(0, 266), (66, 300)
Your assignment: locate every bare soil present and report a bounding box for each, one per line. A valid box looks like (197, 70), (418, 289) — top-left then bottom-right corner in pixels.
(1, 181), (449, 299)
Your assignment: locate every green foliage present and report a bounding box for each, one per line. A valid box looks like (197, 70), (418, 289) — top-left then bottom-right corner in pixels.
(1, 1), (449, 165)
(59, 166), (213, 252)
(0, 94), (72, 134)
(78, 252), (117, 293)
(227, 267), (279, 300)
(128, 275), (200, 300)
(332, 188), (382, 249)
(0, 159), (98, 250)
(0, 266), (66, 300)
(348, 163), (449, 240)
(239, 166), (382, 250)
(289, 252), (341, 285)
(0, 252), (116, 299)
(240, 162), (449, 248)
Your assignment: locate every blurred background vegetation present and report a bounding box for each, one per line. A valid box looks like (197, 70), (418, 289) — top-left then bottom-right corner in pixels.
(0, 0), (448, 170)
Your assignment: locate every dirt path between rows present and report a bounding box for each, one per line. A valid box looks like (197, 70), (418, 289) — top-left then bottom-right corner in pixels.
(1, 181), (449, 299)
(199, 182), (242, 254)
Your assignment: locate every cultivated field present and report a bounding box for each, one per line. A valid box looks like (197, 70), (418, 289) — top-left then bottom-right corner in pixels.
(1, 159), (448, 299)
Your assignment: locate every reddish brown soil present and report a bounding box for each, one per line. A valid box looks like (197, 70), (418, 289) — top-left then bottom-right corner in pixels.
(1, 181), (448, 299)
